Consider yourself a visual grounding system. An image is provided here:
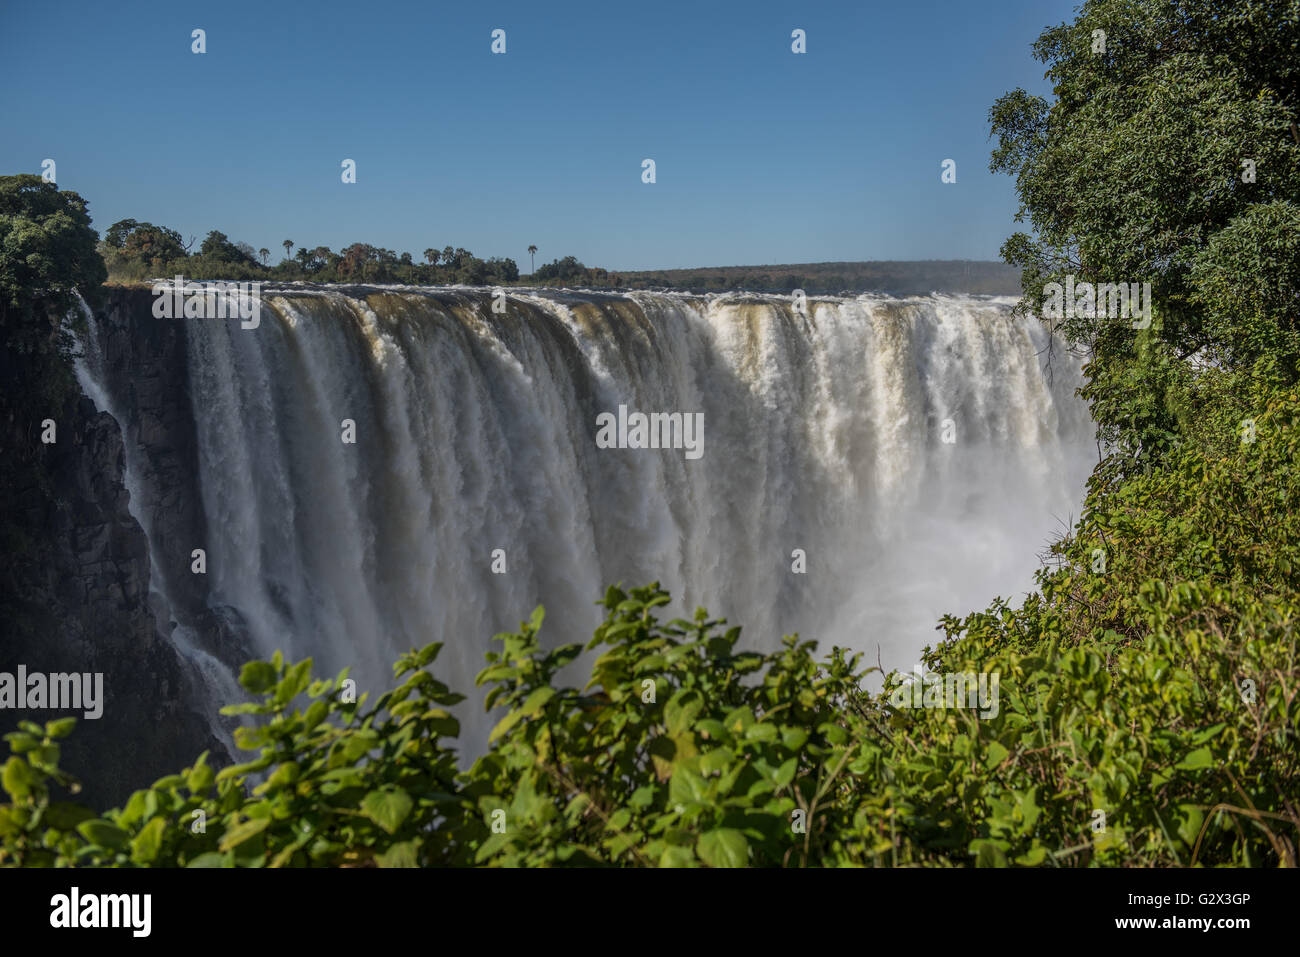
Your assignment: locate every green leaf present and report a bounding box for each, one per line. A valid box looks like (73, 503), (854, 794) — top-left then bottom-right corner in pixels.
(2, 732), (38, 754)
(521, 686), (556, 717)
(44, 717), (77, 740)
(970, 838), (1009, 867)
(302, 700), (329, 731)
(339, 730), (379, 764)
(361, 789), (413, 834)
(219, 702), (265, 716)
(414, 642), (444, 668)
(664, 690), (703, 737)
(781, 727), (809, 751)
(239, 660), (278, 694)
(1176, 747), (1214, 771)
(699, 747), (734, 776)
(29, 742), (59, 768)
(130, 817), (167, 864)
(377, 839), (419, 868)
(274, 659), (314, 706)
(1, 757), (32, 799)
(77, 818), (129, 849)
(669, 765), (708, 806)
(44, 801), (95, 830)
(187, 756), (214, 795)
(216, 757), (272, 782)
(219, 816), (271, 852)
(985, 741), (1010, 769)
(773, 757), (798, 787)
(488, 708), (525, 744)
(697, 828), (748, 868)
(186, 852), (229, 868)
(658, 845), (696, 868)
(1016, 845), (1048, 866)
(1176, 805), (1205, 846)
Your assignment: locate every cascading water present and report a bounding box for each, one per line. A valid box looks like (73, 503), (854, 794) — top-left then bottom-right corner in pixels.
(69, 295), (247, 754)
(79, 286), (1095, 754)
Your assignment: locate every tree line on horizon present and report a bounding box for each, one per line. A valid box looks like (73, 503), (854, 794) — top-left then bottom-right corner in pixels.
(98, 219), (1019, 295)
(100, 220), (523, 287)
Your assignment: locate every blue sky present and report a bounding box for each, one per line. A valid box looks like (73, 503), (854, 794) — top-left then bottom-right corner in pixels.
(0, 0), (1076, 271)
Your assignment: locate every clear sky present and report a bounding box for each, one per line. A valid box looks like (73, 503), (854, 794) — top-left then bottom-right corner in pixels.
(0, 0), (1076, 271)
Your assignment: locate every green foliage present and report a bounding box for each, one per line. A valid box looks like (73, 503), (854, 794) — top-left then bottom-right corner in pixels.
(532, 255), (588, 283)
(0, 643), (471, 868)
(1189, 201), (1300, 370)
(989, 0), (1300, 460)
(198, 230), (259, 266)
(0, 175), (109, 649)
(0, 174), (106, 344)
(0, 174), (105, 309)
(4, 554), (1295, 867)
(100, 219), (188, 279)
(456, 589), (866, 867)
(100, 227), (521, 287)
(96, 217), (1007, 296)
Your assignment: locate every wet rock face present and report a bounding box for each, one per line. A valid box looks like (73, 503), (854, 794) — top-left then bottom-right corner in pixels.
(0, 292), (223, 811)
(58, 399), (147, 618)
(90, 287), (209, 621)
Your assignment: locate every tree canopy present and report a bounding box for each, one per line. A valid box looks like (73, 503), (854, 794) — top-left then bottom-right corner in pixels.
(990, 0), (1300, 462)
(0, 174), (105, 321)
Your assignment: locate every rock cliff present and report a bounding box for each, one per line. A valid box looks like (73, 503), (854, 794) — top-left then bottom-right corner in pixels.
(0, 291), (223, 809)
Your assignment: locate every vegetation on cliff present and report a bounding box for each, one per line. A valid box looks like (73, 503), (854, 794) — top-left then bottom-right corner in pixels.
(0, 174), (108, 612)
(99, 221), (1016, 295)
(1, 177), (221, 808)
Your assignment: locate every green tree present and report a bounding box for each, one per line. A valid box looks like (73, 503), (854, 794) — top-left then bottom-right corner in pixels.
(99, 219), (186, 279)
(534, 255), (585, 283)
(527, 244), (537, 274)
(0, 174), (106, 348)
(198, 230), (257, 265)
(989, 0), (1300, 464)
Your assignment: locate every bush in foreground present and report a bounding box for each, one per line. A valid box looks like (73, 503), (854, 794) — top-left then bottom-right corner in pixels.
(3, 554), (1295, 866)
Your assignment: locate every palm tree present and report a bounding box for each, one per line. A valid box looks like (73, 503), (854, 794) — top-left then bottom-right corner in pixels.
(528, 245), (538, 274)
(423, 248), (439, 266)
(283, 239), (293, 261)
(258, 248), (269, 265)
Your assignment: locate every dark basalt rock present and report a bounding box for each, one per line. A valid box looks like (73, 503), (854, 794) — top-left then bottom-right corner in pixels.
(0, 291), (228, 810)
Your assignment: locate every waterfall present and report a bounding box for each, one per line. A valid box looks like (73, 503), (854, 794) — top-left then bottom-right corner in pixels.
(69, 295), (246, 757)
(81, 286), (1095, 754)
